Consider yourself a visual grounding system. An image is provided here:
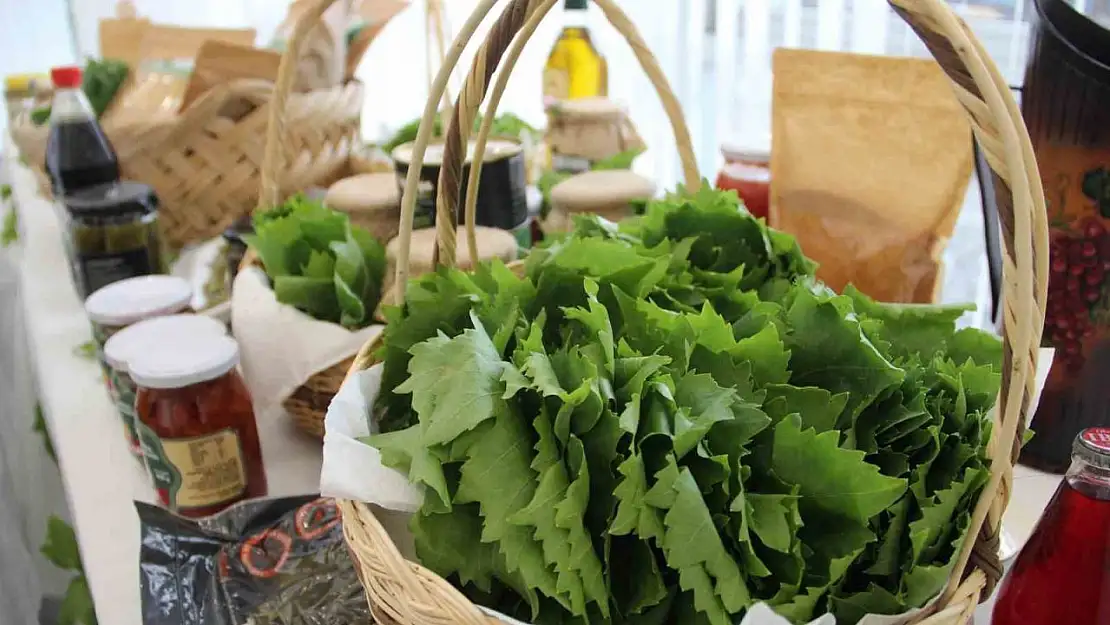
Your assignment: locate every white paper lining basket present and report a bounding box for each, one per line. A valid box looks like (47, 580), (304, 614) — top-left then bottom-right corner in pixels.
(319, 0), (1051, 623)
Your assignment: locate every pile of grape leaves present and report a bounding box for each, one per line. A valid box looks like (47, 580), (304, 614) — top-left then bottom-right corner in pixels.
(362, 187), (1002, 625)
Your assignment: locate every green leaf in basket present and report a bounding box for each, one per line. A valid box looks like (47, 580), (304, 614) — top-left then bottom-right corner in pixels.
(247, 194), (386, 329)
(41, 516), (82, 572)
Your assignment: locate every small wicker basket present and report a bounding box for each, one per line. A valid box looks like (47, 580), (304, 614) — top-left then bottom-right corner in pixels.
(336, 0), (1049, 624)
(10, 3), (363, 250)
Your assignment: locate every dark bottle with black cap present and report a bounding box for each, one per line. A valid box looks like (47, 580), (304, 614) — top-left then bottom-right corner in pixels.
(63, 181), (164, 298)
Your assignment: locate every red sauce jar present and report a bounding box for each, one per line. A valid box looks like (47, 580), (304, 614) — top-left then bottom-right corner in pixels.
(132, 334), (267, 517)
(717, 142), (771, 220)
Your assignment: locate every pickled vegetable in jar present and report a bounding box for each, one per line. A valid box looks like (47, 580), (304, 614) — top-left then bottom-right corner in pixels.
(131, 334), (267, 517)
(84, 276), (196, 454)
(102, 313), (227, 457)
(63, 180), (164, 299)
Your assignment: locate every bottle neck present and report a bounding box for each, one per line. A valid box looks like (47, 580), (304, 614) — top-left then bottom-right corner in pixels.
(50, 87), (96, 123)
(1067, 456), (1110, 501)
(563, 7), (589, 29)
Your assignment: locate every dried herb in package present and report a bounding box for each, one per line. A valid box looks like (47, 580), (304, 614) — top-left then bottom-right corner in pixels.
(771, 49), (973, 303)
(138, 496), (373, 625)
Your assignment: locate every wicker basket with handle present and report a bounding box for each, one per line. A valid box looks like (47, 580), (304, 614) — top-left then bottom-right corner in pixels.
(10, 0), (362, 250)
(335, 0), (1049, 623)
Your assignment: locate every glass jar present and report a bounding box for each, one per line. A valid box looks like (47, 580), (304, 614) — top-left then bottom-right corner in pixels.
(131, 334), (267, 517)
(102, 313), (227, 457)
(718, 142), (771, 221)
(63, 180), (164, 299)
(992, 428), (1110, 625)
(1022, 0), (1110, 473)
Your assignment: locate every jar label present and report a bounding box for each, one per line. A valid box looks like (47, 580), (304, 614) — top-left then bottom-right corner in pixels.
(77, 248), (156, 296)
(108, 370), (141, 456)
(138, 424), (247, 510)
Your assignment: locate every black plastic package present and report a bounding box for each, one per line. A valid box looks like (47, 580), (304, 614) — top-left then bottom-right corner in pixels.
(138, 496), (372, 624)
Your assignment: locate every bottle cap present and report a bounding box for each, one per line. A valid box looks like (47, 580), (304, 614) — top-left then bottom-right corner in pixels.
(1074, 427), (1110, 469)
(50, 66), (83, 89)
(85, 275), (193, 327)
(103, 314), (228, 371)
(129, 334), (240, 389)
(565, 0), (588, 10)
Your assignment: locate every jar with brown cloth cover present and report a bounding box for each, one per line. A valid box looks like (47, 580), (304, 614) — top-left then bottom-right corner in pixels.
(543, 168), (654, 233)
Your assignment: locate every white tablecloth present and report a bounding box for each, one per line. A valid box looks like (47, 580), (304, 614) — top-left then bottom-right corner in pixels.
(2, 137), (324, 625)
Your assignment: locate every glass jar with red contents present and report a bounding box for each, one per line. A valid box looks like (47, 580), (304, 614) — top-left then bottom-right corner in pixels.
(131, 334), (267, 517)
(993, 428), (1110, 625)
(1022, 0), (1110, 472)
(717, 141), (771, 220)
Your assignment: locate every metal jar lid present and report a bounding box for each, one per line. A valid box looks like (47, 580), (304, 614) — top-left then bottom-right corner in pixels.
(64, 180), (158, 219)
(1074, 427), (1110, 469)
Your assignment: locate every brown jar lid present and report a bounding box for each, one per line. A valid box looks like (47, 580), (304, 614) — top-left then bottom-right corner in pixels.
(551, 170), (656, 213)
(325, 173), (400, 214)
(551, 97), (626, 120)
(386, 226), (519, 275)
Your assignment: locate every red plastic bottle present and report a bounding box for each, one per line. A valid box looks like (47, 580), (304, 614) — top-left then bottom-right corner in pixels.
(992, 427), (1110, 625)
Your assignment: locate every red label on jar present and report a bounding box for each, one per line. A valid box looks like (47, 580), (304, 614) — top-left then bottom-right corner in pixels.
(1080, 428), (1110, 453)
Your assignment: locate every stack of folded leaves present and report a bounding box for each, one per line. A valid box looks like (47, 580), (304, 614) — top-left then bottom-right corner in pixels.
(363, 187), (1002, 625)
(247, 194), (386, 329)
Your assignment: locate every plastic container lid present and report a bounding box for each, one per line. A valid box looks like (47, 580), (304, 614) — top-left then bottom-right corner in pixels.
(50, 66), (82, 89)
(1075, 427), (1110, 468)
(85, 275), (194, 327)
(102, 313), (228, 371)
(129, 333), (240, 389)
(721, 136), (771, 164)
(551, 170), (656, 211)
(65, 180), (159, 219)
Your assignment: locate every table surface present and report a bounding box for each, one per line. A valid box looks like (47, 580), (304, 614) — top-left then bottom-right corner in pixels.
(4, 139), (324, 625)
(3, 137), (1062, 624)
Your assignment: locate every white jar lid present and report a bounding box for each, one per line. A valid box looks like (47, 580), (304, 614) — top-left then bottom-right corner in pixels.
(103, 314), (227, 372)
(85, 275), (193, 327)
(129, 334), (240, 389)
(720, 134), (771, 164)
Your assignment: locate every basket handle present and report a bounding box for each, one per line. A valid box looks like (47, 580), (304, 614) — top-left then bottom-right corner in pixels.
(257, 0), (337, 212)
(887, 0), (1048, 603)
(392, 0), (699, 288)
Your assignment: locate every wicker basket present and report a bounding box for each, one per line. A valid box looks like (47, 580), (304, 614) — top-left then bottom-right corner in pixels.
(336, 0), (1049, 624)
(10, 5), (363, 250)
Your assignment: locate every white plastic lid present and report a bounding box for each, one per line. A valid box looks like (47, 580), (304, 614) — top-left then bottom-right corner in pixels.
(721, 134), (771, 164)
(85, 275), (193, 327)
(103, 314), (228, 372)
(129, 334), (240, 389)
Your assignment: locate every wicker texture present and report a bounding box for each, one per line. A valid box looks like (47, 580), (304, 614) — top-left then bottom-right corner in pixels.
(337, 0), (1049, 624)
(10, 6), (362, 249)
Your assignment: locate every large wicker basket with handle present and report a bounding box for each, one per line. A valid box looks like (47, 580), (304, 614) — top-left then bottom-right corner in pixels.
(336, 0), (1049, 623)
(10, 3), (362, 250)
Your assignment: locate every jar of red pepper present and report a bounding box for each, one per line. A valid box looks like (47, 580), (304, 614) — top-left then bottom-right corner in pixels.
(131, 334), (267, 517)
(717, 140), (771, 220)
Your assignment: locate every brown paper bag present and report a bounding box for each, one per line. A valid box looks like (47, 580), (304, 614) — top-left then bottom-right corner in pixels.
(100, 22), (256, 120)
(770, 49), (972, 303)
(181, 41), (284, 110)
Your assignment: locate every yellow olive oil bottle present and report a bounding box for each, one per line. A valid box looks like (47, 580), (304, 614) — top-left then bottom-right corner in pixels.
(543, 0), (608, 108)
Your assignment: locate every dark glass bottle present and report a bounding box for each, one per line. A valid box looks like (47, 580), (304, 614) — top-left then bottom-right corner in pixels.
(1022, 0), (1110, 473)
(44, 65), (120, 195)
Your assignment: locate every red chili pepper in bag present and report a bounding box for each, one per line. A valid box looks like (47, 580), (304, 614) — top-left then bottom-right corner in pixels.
(239, 528), (293, 579)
